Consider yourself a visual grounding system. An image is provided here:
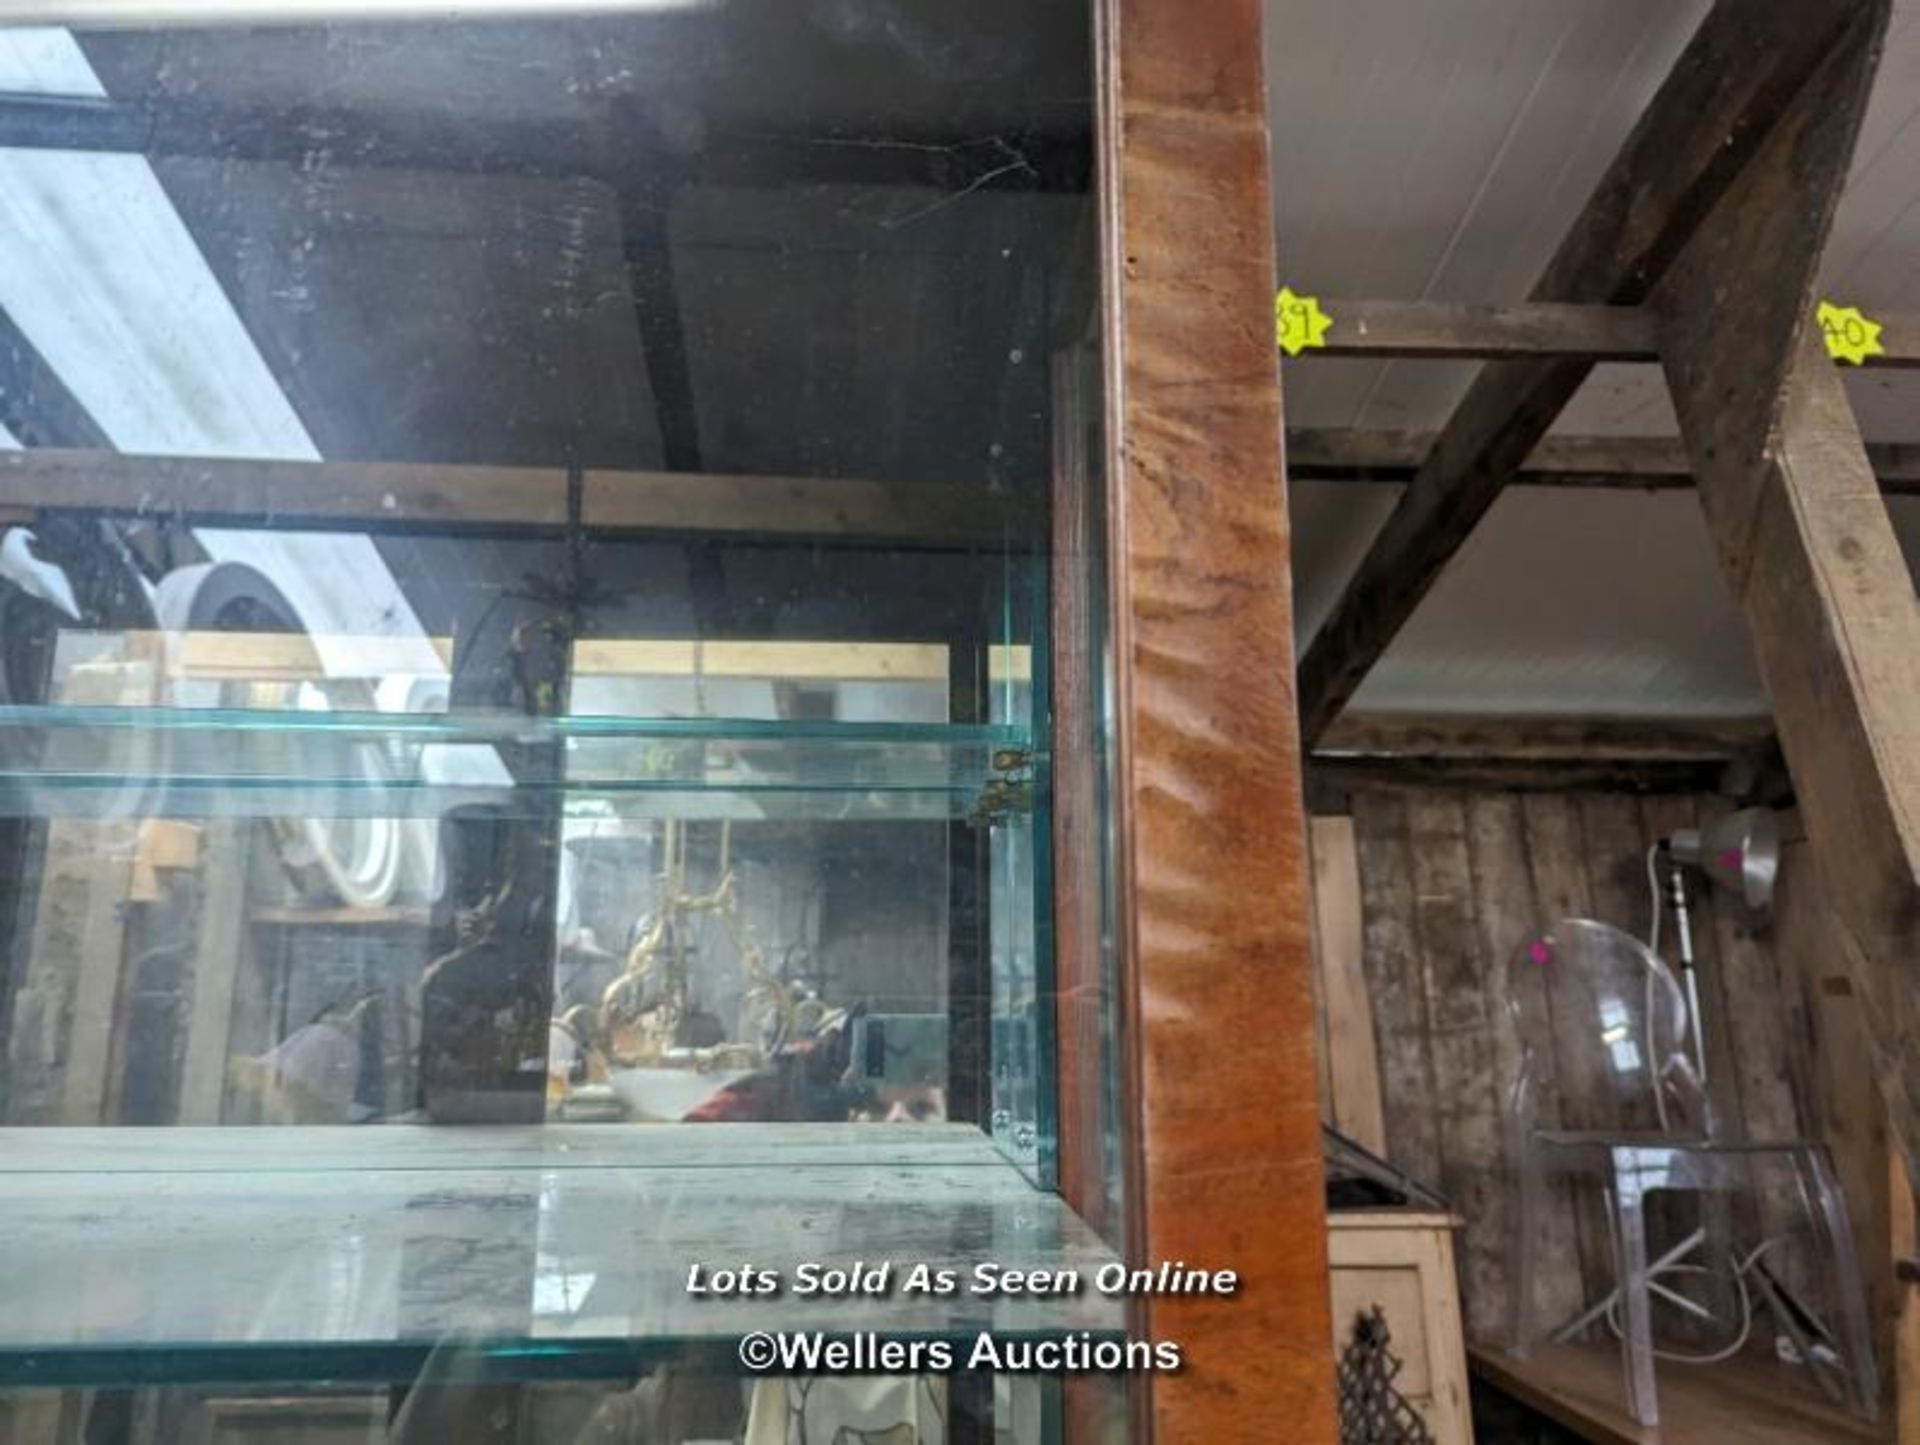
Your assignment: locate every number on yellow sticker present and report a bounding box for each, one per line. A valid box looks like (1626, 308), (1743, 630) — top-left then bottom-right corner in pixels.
(1275, 287), (1334, 357)
(1818, 299), (1885, 366)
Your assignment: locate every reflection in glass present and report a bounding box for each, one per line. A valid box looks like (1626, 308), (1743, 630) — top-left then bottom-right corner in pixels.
(0, 1), (1107, 1436)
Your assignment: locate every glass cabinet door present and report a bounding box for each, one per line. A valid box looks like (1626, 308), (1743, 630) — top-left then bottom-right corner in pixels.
(0, 2), (1117, 1441)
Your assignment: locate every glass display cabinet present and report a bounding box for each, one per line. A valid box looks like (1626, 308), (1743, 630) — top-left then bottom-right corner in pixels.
(0, 3), (1123, 1440)
(0, 0), (1330, 1441)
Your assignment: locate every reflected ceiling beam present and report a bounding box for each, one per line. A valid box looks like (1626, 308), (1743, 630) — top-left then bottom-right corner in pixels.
(1285, 428), (1920, 494)
(0, 447), (1023, 542)
(0, 306), (108, 451)
(1293, 0), (1878, 746)
(0, 93), (1091, 195)
(1299, 296), (1920, 368)
(618, 144), (748, 636)
(621, 179), (703, 475)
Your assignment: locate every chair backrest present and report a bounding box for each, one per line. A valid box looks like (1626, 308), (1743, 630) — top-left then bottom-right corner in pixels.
(1508, 918), (1713, 1140)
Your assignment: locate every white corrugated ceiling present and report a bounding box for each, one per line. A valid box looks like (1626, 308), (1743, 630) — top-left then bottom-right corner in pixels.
(1269, 0), (1920, 719)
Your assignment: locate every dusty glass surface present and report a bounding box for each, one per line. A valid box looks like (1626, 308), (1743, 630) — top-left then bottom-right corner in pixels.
(0, 0), (1111, 1438)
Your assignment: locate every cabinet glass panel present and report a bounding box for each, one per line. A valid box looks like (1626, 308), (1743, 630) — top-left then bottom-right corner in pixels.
(0, 0), (1114, 1438)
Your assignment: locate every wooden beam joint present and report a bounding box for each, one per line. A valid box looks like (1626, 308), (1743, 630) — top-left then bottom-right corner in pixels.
(1293, 0), (1890, 746)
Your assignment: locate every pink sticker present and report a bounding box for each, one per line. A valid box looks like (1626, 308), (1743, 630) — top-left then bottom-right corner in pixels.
(1527, 939), (1552, 966)
(1716, 847), (1743, 872)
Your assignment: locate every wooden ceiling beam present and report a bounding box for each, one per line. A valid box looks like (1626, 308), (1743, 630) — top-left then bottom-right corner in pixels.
(1285, 428), (1920, 493)
(1312, 299), (1655, 362)
(1293, 0), (1879, 745)
(1314, 712), (1774, 764)
(1305, 756), (1728, 800)
(1306, 713), (1774, 801)
(1299, 297), (1920, 367)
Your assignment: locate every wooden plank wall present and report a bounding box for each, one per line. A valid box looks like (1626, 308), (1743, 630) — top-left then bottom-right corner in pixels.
(1330, 785), (1828, 1349)
(1774, 829), (1915, 1430)
(1308, 816), (1386, 1154)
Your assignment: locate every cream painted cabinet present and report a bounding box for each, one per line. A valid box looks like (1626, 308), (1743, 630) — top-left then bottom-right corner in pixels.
(1328, 1210), (1475, 1444)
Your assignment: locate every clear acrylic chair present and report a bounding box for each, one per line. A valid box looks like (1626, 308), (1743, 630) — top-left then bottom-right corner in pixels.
(1504, 918), (1878, 1428)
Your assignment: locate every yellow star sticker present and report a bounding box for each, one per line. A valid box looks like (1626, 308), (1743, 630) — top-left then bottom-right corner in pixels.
(1817, 299), (1885, 366)
(1275, 286), (1334, 357)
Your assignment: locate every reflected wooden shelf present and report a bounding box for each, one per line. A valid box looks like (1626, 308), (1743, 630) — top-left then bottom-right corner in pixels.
(1470, 1342), (1880, 1445)
(248, 904), (433, 928)
(0, 1123), (1117, 1389)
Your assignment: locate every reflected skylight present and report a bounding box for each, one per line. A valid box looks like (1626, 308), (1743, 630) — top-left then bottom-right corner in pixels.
(1598, 998), (1643, 1074)
(0, 26), (99, 95)
(7, 0), (712, 25)
(0, 149), (317, 459)
(0, 22), (444, 682)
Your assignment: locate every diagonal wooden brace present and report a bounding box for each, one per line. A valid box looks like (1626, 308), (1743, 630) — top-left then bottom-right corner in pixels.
(1657, 0), (1920, 1176)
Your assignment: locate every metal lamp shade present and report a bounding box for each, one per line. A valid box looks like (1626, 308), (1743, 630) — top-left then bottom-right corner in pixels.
(1669, 807), (1781, 912)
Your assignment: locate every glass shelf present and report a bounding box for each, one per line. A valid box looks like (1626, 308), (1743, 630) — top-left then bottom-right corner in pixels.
(0, 1123), (1121, 1389)
(0, 706), (1034, 822)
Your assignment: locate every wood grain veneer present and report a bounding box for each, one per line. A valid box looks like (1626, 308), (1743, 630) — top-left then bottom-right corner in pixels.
(1094, 0), (1335, 1436)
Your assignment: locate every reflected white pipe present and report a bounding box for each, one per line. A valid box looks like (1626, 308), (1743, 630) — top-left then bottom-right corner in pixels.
(0, 0), (716, 27)
(0, 529), (81, 618)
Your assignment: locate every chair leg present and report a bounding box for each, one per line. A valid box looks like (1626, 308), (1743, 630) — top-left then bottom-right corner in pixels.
(1801, 1146), (1882, 1422)
(1609, 1163), (1660, 1429)
(1509, 1142), (1543, 1356)
(1699, 1178), (1739, 1334)
(1550, 1227), (1708, 1345)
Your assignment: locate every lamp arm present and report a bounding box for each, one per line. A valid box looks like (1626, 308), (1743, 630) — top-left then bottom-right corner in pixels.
(1658, 846), (1710, 1093)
